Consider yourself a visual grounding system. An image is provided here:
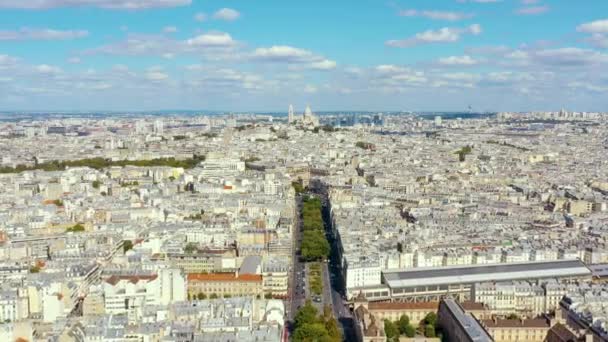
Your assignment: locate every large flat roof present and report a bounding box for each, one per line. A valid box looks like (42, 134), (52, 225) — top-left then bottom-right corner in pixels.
(383, 260), (591, 289)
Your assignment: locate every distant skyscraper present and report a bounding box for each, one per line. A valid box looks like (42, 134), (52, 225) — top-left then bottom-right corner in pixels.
(154, 119), (164, 135)
(288, 104), (295, 124)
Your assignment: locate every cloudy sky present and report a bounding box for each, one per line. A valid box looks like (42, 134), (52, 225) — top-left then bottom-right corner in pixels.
(0, 0), (607, 112)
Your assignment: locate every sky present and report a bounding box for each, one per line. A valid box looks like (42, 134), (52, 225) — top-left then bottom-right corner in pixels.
(0, 0), (607, 112)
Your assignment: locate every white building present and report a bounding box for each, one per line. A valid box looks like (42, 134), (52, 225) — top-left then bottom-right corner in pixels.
(103, 268), (186, 316)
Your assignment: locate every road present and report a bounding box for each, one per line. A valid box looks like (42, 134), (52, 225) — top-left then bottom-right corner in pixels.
(287, 189), (357, 341)
(320, 190), (358, 342)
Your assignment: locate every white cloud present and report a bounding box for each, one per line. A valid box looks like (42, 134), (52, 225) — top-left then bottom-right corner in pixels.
(310, 60), (337, 70)
(253, 46), (312, 61)
(0, 28), (88, 41)
(252, 45), (336, 70)
(399, 9), (473, 21)
(186, 32), (235, 47)
(577, 20), (608, 49)
(577, 19), (608, 33)
(567, 82), (608, 93)
(194, 12), (207, 22)
(213, 8), (240, 21)
(0, 55), (19, 66)
(516, 6), (549, 15)
(534, 47), (608, 66)
(438, 55), (479, 66)
(0, 0), (191, 9)
(163, 26), (178, 33)
(145, 70), (169, 81)
(386, 24), (482, 48)
(36, 64), (62, 74)
(67, 57), (81, 64)
(303, 85), (318, 93)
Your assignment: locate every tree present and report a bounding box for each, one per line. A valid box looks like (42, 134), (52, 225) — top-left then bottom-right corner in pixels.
(398, 315), (410, 334)
(264, 293), (273, 299)
(184, 242), (197, 254)
(66, 224), (85, 233)
(292, 323), (330, 342)
(425, 324), (436, 338)
(506, 313), (519, 320)
(325, 317), (342, 342)
(404, 324), (416, 338)
(384, 319), (399, 341)
(294, 301), (319, 328)
(92, 180), (101, 189)
(423, 312), (438, 327)
(397, 242), (403, 253)
(123, 240), (133, 253)
(29, 266), (40, 273)
(53, 199), (64, 207)
(301, 230), (330, 261)
(197, 293), (206, 300)
(292, 181), (305, 194)
(209, 293), (218, 299)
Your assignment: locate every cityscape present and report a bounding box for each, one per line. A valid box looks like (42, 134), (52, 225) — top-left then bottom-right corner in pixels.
(1, 1), (608, 342)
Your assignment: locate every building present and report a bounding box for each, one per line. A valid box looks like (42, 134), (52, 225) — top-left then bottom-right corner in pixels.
(187, 272), (263, 298)
(481, 317), (552, 342)
(437, 298), (493, 342)
(102, 268), (186, 315)
(380, 260), (591, 302)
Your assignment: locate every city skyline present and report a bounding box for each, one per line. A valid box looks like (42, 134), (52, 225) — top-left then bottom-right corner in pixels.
(1, 0), (608, 112)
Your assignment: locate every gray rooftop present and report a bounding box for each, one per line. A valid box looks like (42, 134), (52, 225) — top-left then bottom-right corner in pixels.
(383, 260), (591, 289)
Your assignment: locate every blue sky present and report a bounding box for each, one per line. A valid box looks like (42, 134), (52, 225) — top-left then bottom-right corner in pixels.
(0, 0), (607, 112)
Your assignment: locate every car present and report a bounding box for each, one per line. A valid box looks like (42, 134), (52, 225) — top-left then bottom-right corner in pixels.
(313, 296), (322, 303)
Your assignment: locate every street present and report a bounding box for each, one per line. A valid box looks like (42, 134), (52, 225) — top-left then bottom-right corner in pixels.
(287, 189), (357, 341)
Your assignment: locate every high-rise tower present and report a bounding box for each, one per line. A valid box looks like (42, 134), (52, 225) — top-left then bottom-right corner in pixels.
(288, 104), (295, 123)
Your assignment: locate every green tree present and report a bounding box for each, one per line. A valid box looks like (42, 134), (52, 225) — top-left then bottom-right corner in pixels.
(123, 240), (133, 253)
(423, 312), (438, 327)
(53, 199), (64, 207)
(398, 314), (410, 334)
(66, 224), (85, 233)
(209, 293), (218, 299)
(264, 293), (273, 299)
(184, 242), (197, 254)
(325, 317), (342, 342)
(292, 181), (305, 194)
(292, 323), (330, 342)
(197, 293), (206, 300)
(294, 301), (319, 328)
(384, 319), (399, 341)
(301, 230), (330, 261)
(29, 266), (41, 273)
(404, 324), (416, 338)
(425, 324), (436, 338)
(92, 180), (101, 189)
